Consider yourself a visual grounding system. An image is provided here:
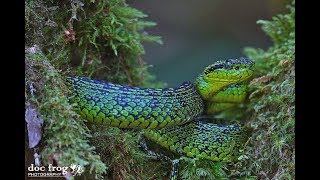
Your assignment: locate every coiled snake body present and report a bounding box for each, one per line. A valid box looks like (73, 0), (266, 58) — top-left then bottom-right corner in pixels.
(67, 58), (254, 177)
(68, 78), (203, 129)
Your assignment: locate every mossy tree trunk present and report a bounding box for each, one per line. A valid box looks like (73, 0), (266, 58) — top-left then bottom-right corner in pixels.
(25, 0), (166, 179)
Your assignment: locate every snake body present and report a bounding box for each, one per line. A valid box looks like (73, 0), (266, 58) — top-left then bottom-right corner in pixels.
(144, 120), (246, 162)
(67, 58), (254, 164)
(68, 77), (203, 128)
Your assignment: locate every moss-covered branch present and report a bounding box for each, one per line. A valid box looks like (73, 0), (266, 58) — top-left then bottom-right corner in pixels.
(231, 1), (295, 179)
(25, 0), (165, 179)
(25, 46), (107, 179)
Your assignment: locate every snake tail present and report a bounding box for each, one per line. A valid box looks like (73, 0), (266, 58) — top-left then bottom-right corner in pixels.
(140, 137), (179, 180)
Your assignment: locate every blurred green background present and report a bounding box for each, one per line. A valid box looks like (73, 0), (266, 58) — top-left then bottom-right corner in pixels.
(129, 0), (287, 86)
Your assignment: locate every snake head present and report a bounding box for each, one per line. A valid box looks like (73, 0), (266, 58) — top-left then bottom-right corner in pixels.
(202, 57), (254, 83)
(196, 58), (254, 100)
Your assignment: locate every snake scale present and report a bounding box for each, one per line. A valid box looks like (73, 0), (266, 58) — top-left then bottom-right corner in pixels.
(67, 58), (254, 177)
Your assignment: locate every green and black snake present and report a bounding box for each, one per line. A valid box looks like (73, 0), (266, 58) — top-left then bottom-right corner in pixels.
(67, 58), (254, 178)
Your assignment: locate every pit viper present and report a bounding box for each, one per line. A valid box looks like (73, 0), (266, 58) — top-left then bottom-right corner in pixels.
(67, 58), (254, 178)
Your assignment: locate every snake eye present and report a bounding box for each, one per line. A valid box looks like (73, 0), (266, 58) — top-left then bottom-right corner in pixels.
(209, 64), (223, 71)
(234, 66), (239, 70)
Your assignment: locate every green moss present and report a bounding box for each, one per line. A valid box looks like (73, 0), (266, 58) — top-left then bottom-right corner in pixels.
(88, 125), (169, 179)
(228, 1), (295, 179)
(25, 48), (107, 179)
(178, 157), (228, 180)
(25, 0), (165, 179)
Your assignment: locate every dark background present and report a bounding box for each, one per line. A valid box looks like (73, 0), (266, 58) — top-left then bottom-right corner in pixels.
(129, 0), (288, 86)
